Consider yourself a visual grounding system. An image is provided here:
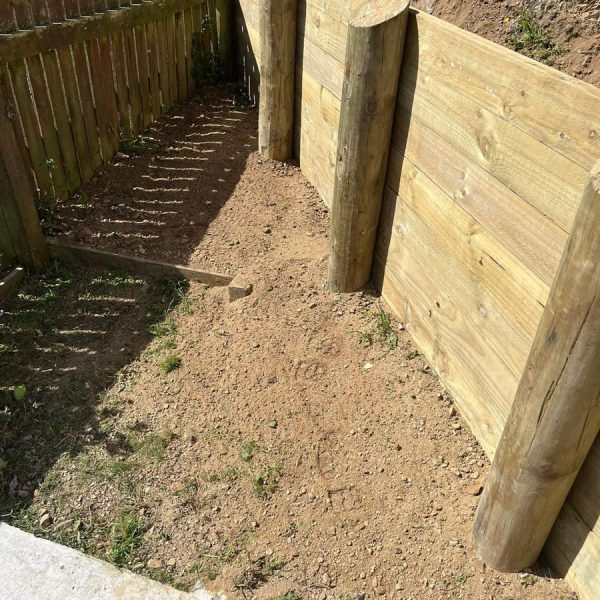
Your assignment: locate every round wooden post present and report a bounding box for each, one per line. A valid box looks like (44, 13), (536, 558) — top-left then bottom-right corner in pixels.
(258, 0), (297, 161)
(328, 0), (410, 293)
(473, 162), (600, 572)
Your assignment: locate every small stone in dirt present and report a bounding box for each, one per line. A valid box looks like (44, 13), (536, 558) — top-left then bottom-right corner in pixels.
(147, 558), (162, 569)
(264, 226), (272, 234)
(228, 275), (253, 302)
(467, 484), (484, 496)
(268, 420), (278, 429)
(363, 362), (374, 371)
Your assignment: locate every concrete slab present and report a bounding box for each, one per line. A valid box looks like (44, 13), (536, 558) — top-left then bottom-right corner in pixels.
(0, 524), (222, 600)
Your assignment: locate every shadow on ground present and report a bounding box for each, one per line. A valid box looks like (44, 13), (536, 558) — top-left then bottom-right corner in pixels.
(54, 85), (257, 268)
(0, 262), (189, 550)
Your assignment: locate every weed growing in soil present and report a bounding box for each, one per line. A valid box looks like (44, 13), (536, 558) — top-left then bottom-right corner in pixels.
(106, 511), (146, 567)
(159, 354), (182, 373)
(119, 135), (160, 156)
(276, 592), (302, 600)
(240, 440), (259, 462)
(191, 15), (224, 86)
(375, 308), (398, 349)
(234, 555), (285, 591)
(507, 10), (561, 64)
(129, 431), (173, 462)
(251, 464), (282, 498)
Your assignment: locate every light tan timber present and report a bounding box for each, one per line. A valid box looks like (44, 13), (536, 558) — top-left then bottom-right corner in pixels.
(0, 267), (25, 301)
(47, 240), (233, 286)
(328, 0), (410, 293)
(258, 0), (298, 160)
(472, 163), (600, 572)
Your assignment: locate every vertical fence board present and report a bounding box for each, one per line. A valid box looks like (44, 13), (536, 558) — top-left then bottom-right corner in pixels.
(135, 25), (152, 127)
(98, 35), (119, 153)
(146, 20), (162, 118)
(110, 31), (132, 139)
(166, 14), (179, 104)
(30, 0), (51, 26)
(8, 60), (54, 197)
(124, 27), (143, 134)
(71, 42), (103, 170)
(47, 0), (66, 21)
(13, 0), (35, 30)
(107, 0), (120, 9)
(0, 4), (17, 33)
(79, 0), (95, 16)
(42, 49), (81, 193)
(0, 70), (47, 268)
(184, 7), (195, 94)
(94, 0), (108, 12)
(57, 45), (94, 182)
(63, 0), (80, 18)
(174, 10), (188, 99)
(156, 17), (172, 111)
(27, 54), (69, 199)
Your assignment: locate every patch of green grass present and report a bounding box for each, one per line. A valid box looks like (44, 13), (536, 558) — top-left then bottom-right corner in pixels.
(106, 511), (146, 567)
(201, 467), (240, 484)
(375, 308), (398, 349)
(520, 573), (537, 588)
(507, 10), (561, 64)
(251, 464), (281, 498)
(234, 555), (285, 591)
(159, 354), (182, 373)
(129, 431), (173, 462)
(454, 572), (471, 585)
(240, 440), (259, 463)
(150, 318), (178, 338)
(357, 331), (373, 347)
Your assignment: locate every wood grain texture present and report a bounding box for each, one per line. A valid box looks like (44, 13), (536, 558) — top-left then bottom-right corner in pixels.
(328, 0), (409, 292)
(473, 164), (600, 572)
(0, 267), (25, 301)
(258, 0), (297, 160)
(47, 239), (233, 286)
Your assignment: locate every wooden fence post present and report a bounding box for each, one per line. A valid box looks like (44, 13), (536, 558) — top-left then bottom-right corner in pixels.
(328, 0), (410, 293)
(258, 0), (297, 160)
(473, 162), (600, 572)
(0, 71), (48, 269)
(215, 0), (233, 80)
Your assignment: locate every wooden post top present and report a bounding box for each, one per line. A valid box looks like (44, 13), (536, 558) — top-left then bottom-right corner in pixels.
(350, 0), (411, 28)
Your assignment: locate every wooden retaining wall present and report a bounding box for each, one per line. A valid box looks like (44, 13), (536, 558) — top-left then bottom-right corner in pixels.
(0, 0), (219, 265)
(232, 4), (600, 599)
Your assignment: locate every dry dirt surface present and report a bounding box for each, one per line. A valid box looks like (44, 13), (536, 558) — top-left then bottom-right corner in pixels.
(412, 0), (600, 87)
(1, 90), (577, 600)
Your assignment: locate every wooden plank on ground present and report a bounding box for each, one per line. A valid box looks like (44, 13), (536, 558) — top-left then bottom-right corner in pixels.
(47, 240), (233, 286)
(0, 267), (25, 301)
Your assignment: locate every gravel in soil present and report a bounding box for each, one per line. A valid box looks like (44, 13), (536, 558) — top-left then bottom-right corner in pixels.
(1, 89), (577, 600)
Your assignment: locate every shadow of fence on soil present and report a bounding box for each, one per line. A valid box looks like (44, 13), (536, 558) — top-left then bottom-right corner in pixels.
(0, 262), (188, 530)
(54, 89), (257, 268)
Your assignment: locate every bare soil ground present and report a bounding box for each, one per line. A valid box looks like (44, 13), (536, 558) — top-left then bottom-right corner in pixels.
(412, 0), (600, 87)
(1, 89), (577, 600)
